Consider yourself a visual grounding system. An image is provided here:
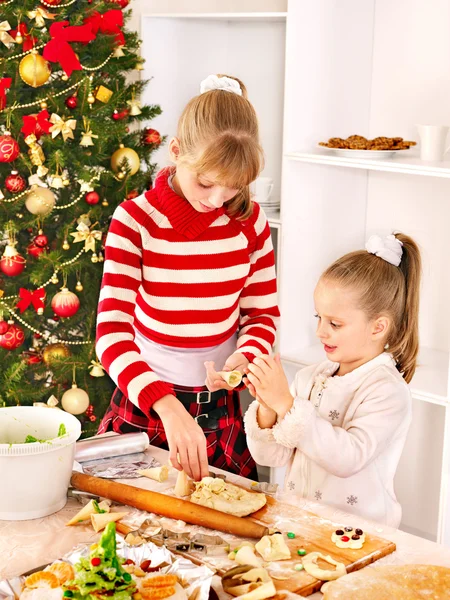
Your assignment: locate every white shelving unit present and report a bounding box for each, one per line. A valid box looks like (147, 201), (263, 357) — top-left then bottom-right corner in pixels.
(280, 0), (450, 545)
(140, 2), (450, 546)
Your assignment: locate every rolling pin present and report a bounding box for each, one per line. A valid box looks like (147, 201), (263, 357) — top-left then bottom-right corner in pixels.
(71, 472), (268, 539)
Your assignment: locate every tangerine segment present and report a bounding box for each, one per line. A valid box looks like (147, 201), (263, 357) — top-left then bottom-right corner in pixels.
(47, 562), (75, 584)
(25, 571), (60, 589)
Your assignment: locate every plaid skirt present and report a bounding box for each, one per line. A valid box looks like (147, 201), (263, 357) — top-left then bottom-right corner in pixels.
(98, 384), (258, 481)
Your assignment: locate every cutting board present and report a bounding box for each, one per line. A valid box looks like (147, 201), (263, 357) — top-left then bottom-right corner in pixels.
(244, 495), (396, 596)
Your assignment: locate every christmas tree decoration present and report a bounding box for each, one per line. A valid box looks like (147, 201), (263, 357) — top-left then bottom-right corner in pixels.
(70, 220), (102, 253)
(27, 241), (46, 258)
(111, 144), (140, 176)
(0, 321), (25, 350)
(51, 287), (80, 318)
(89, 359), (105, 377)
(85, 191), (100, 205)
(62, 239), (70, 250)
(43, 0), (63, 5)
(108, 0), (130, 8)
(49, 113), (77, 141)
(61, 382), (90, 415)
(50, 274), (59, 285)
(27, 7), (56, 29)
(34, 230), (48, 248)
(19, 51), (51, 87)
(87, 91), (96, 107)
(112, 108), (128, 121)
(98, 251), (104, 263)
(91, 252), (99, 263)
(5, 171), (26, 193)
(79, 118), (98, 147)
(0, 22), (15, 49)
(101, 199), (109, 207)
(126, 190), (139, 200)
(113, 45), (125, 58)
(142, 128), (162, 146)
(75, 280), (83, 292)
(24, 349), (43, 365)
(25, 186), (56, 216)
(0, 132), (20, 163)
(24, 134), (47, 174)
(0, 243), (26, 277)
(42, 342), (70, 365)
(127, 89), (142, 116)
(0, 77), (12, 111)
(65, 95), (78, 109)
(17, 287), (46, 315)
(49, 168), (64, 189)
(22, 110), (52, 140)
(0, 320), (9, 335)
(94, 85), (113, 103)
(43, 21), (96, 77)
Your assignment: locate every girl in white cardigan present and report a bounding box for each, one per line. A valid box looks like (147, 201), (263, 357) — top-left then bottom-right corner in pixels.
(244, 233), (421, 527)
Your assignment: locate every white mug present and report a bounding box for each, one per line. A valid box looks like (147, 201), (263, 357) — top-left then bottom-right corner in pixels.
(416, 125), (450, 161)
(250, 177), (274, 204)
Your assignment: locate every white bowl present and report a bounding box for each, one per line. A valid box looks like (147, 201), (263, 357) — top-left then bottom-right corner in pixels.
(0, 406), (81, 520)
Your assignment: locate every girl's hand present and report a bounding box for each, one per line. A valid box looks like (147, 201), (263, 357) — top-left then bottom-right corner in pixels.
(204, 353), (249, 391)
(152, 394), (209, 481)
(244, 369), (278, 429)
(246, 354), (294, 419)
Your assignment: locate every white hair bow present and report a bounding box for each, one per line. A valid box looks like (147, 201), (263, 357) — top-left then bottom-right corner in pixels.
(365, 234), (403, 266)
(200, 74), (242, 96)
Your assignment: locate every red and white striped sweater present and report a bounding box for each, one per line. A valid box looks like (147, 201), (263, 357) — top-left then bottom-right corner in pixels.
(96, 170), (280, 414)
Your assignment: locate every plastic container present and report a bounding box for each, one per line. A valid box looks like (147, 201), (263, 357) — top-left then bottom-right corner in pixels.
(0, 406), (81, 520)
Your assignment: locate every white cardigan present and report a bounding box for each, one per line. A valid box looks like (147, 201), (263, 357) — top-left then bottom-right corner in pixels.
(244, 353), (412, 527)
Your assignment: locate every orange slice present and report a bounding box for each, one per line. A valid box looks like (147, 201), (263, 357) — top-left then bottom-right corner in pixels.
(47, 562), (75, 584)
(25, 571), (60, 589)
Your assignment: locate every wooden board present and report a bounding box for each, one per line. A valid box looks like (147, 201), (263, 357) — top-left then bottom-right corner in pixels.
(245, 495), (396, 596)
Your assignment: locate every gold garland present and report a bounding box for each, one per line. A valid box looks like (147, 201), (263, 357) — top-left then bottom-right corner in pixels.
(0, 78), (84, 112)
(0, 176), (100, 209)
(41, 0), (78, 7)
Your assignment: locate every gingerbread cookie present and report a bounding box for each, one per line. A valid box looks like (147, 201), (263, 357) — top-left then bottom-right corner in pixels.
(331, 527), (365, 550)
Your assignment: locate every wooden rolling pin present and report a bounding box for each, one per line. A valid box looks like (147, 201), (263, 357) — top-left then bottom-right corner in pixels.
(71, 472), (268, 539)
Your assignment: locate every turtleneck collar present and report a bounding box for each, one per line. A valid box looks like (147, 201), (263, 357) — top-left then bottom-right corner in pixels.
(147, 168), (225, 240)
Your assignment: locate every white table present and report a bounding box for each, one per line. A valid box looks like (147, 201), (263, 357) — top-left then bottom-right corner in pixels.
(1, 445), (450, 598)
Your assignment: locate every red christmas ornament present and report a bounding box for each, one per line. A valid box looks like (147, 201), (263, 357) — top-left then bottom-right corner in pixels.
(42, 0), (62, 5)
(24, 350), (42, 365)
(0, 245), (26, 276)
(108, 0), (130, 8)
(0, 321), (9, 335)
(5, 171), (26, 193)
(51, 287), (80, 318)
(34, 231), (48, 247)
(112, 108), (128, 120)
(126, 190), (139, 200)
(89, 414), (97, 422)
(0, 322), (25, 350)
(65, 95), (78, 109)
(0, 132), (20, 163)
(142, 128), (162, 146)
(85, 191), (100, 205)
(27, 242), (46, 258)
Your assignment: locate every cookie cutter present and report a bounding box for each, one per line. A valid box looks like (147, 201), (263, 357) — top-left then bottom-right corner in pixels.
(162, 529), (192, 552)
(208, 471), (227, 481)
(122, 518), (163, 546)
(251, 482), (279, 496)
(190, 533), (230, 556)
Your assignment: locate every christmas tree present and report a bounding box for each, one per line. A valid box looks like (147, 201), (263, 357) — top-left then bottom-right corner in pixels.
(0, 0), (163, 436)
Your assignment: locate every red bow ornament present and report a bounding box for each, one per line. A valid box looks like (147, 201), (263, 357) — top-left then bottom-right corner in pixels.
(10, 24), (37, 52)
(84, 10), (125, 46)
(0, 78), (11, 110)
(43, 21), (96, 76)
(21, 110), (53, 139)
(17, 288), (46, 314)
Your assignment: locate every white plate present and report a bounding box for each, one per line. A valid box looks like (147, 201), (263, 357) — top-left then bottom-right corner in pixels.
(317, 144), (411, 159)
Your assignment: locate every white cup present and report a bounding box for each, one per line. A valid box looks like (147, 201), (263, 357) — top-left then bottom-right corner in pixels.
(250, 177), (274, 204)
(416, 125), (450, 161)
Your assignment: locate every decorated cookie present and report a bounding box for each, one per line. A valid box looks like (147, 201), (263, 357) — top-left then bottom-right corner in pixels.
(331, 527), (365, 550)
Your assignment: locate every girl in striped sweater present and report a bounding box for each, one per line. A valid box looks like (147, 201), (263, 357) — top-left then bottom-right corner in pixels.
(96, 74), (280, 481)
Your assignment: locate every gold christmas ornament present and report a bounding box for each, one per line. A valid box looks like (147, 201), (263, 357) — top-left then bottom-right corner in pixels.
(24, 134), (46, 169)
(111, 144), (140, 176)
(63, 178), (70, 186)
(19, 51), (51, 88)
(113, 45), (125, 58)
(50, 274), (59, 284)
(40, 101), (48, 109)
(61, 74), (69, 82)
(91, 252), (98, 263)
(75, 280), (83, 292)
(79, 118), (98, 147)
(15, 32), (23, 45)
(127, 98), (142, 116)
(70, 221), (102, 253)
(61, 383), (89, 415)
(62, 239), (70, 250)
(25, 186), (56, 216)
(95, 85), (113, 103)
(49, 173), (64, 189)
(87, 92), (95, 106)
(98, 252), (104, 263)
(101, 199), (109, 207)
(42, 342), (70, 365)
(117, 171), (125, 180)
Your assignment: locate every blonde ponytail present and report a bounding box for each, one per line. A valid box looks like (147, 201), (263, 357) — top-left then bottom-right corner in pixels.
(322, 233), (422, 383)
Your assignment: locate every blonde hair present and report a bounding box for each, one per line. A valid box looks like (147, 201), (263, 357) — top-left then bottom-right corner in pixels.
(321, 233), (422, 383)
(175, 74), (264, 220)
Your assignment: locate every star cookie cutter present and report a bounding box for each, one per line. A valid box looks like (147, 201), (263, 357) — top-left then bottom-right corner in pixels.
(190, 533), (230, 555)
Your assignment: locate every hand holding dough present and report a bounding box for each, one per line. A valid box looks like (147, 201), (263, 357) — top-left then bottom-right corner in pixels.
(218, 370), (242, 388)
(174, 470), (194, 497)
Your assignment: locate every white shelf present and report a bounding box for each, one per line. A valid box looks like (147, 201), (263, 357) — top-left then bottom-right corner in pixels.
(265, 209), (281, 226)
(282, 345), (449, 406)
(143, 13), (287, 23)
(285, 149), (450, 179)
